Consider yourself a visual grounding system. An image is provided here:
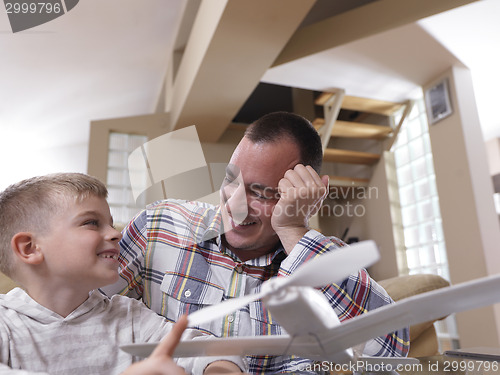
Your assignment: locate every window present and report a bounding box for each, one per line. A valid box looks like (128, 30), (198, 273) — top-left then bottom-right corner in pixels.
(392, 98), (459, 351)
(106, 132), (148, 227)
(87, 112), (169, 228)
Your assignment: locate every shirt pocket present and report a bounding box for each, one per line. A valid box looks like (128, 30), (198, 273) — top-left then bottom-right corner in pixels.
(249, 300), (283, 336)
(160, 273), (224, 321)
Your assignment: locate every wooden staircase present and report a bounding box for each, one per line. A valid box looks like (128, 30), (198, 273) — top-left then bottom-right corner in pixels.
(227, 82), (414, 239)
(313, 90), (413, 190)
(309, 90), (414, 240)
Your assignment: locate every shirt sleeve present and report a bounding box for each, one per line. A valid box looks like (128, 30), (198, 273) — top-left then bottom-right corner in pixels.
(101, 209), (148, 299)
(278, 229), (410, 358)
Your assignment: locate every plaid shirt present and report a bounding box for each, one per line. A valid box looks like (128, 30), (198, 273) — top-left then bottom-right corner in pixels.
(102, 199), (409, 374)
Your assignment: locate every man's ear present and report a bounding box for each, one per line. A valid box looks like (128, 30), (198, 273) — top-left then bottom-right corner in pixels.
(11, 232), (44, 265)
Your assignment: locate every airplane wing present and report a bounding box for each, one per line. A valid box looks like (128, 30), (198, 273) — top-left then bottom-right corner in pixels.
(121, 273), (500, 362)
(122, 335), (306, 358)
(122, 333), (356, 364)
(121, 334), (417, 369)
(316, 273), (500, 357)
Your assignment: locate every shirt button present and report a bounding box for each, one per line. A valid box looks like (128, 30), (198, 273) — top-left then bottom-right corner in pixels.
(227, 315), (234, 323)
(235, 264), (243, 274)
(184, 290), (192, 298)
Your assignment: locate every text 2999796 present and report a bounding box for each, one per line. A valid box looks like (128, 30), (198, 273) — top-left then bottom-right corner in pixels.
(5, 2), (63, 14)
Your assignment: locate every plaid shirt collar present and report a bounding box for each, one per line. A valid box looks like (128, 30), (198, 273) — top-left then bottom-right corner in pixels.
(201, 205), (287, 268)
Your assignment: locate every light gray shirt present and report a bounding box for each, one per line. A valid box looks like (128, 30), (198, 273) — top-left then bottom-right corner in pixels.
(0, 288), (245, 375)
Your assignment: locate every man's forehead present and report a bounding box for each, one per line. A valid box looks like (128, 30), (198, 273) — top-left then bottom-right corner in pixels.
(232, 136), (299, 160)
(225, 164), (280, 188)
(226, 137), (301, 183)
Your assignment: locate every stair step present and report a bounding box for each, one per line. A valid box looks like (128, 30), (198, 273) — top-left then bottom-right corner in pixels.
(315, 94), (403, 116)
(313, 118), (392, 139)
(342, 96), (404, 116)
(329, 175), (369, 187)
(323, 148), (380, 165)
(315, 92), (339, 106)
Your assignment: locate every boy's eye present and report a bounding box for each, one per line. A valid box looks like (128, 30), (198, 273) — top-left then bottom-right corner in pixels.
(84, 220), (99, 227)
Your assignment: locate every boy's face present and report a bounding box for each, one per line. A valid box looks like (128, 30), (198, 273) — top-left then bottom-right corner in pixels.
(36, 195), (122, 292)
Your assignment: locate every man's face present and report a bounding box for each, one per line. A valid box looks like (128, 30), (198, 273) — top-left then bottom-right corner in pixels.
(220, 136), (301, 261)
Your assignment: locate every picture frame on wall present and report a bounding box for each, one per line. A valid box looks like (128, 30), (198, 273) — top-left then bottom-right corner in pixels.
(425, 77), (453, 125)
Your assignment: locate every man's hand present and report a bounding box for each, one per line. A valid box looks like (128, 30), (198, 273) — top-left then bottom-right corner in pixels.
(121, 316), (189, 375)
(271, 164), (329, 254)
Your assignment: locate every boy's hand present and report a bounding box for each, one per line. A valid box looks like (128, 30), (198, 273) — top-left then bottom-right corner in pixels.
(121, 316), (189, 375)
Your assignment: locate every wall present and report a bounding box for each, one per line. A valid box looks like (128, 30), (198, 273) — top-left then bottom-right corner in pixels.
(0, 142), (88, 192)
(362, 152), (401, 281)
(327, 151), (401, 281)
(425, 66), (500, 347)
(486, 138), (500, 175)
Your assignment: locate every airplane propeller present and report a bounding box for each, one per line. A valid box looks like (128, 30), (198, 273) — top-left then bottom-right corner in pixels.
(188, 240), (380, 326)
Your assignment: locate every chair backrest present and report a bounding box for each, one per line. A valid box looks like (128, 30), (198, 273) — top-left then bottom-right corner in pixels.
(378, 274), (450, 357)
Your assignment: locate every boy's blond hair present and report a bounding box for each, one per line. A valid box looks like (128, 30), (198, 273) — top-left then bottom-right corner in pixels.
(0, 173), (108, 277)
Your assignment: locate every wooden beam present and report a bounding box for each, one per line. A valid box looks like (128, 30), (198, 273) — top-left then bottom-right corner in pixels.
(315, 92), (335, 106)
(329, 175), (369, 187)
(170, 0), (316, 142)
(273, 0), (479, 66)
(323, 149), (380, 165)
(385, 100), (414, 151)
(317, 88), (345, 150)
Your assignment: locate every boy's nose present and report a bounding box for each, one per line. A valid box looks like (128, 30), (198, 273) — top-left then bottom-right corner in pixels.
(107, 226), (123, 242)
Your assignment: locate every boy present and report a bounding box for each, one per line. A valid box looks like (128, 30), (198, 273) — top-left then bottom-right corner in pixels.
(0, 173), (245, 375)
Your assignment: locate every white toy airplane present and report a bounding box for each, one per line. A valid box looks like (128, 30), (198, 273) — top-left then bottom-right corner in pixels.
(121, 241), (500, 369)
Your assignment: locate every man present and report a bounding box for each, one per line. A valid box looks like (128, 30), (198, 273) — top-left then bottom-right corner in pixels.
(103, 112), (409, 374)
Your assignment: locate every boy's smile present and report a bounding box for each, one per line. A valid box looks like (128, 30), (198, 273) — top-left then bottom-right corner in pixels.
(97, 249), (120, 261)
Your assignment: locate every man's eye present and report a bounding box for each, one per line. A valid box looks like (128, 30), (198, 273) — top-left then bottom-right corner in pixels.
(223, 176), (239, 186)
(253, 190), (275, 200)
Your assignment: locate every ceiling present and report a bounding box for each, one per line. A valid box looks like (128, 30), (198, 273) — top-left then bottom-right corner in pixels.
(0, 0), (498, 190)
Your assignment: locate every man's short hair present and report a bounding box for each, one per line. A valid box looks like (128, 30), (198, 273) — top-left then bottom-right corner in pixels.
(244, 112), (323, 173)
(0, 173), (108, 277)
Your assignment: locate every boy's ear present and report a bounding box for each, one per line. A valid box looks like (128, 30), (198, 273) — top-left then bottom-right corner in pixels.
(11, 232), (44, 265)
